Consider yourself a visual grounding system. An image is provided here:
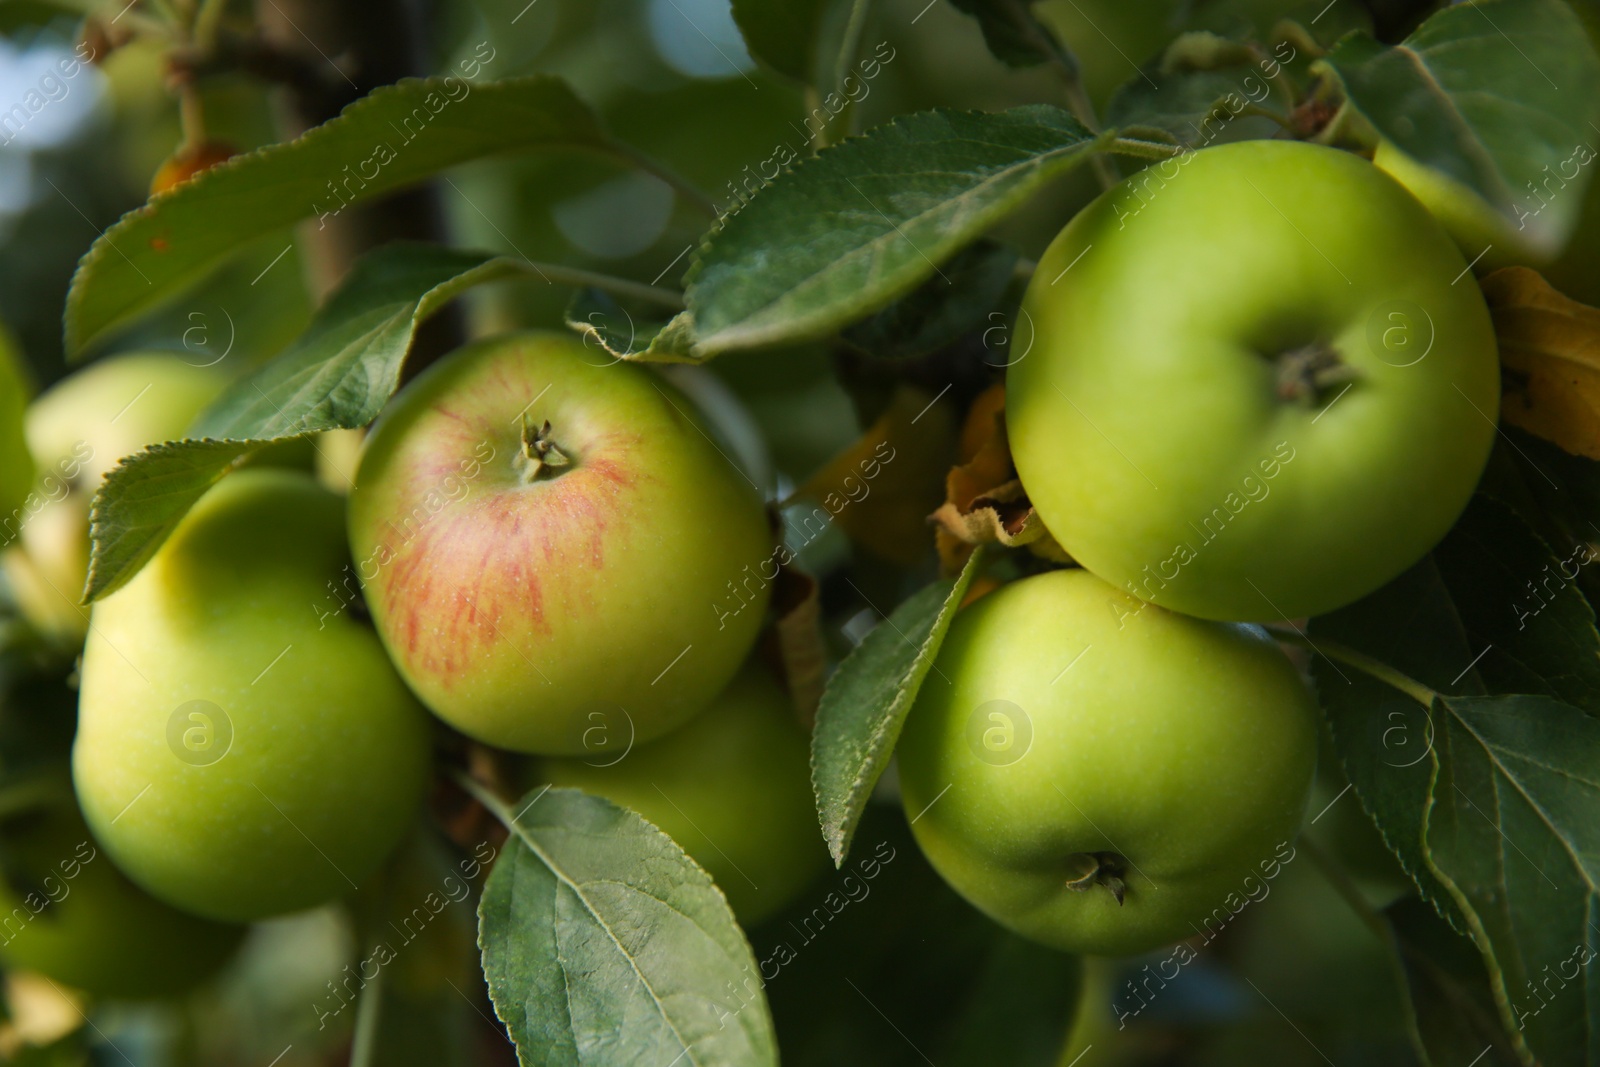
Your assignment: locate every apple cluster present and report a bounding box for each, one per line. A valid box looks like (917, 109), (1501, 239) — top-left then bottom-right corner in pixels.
(0, 332), (830, 995)
(0, 138), (1507, 998)
(349, 334), (827, 922)
(897, 141), (1500, 957)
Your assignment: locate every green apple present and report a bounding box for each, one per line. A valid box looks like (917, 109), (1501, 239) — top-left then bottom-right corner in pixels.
(534, 663), (826, 926)
(897, 568), (1317, 957)
(0, 788), (244, 998)
(348, 332), (774, 755)
(73, 468), (433, 922)
(1009, 140), (1500, 621)
(3, 352), (224, 644)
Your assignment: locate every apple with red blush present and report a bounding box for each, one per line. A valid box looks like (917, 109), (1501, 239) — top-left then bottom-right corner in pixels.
(347, 332), (776, 754)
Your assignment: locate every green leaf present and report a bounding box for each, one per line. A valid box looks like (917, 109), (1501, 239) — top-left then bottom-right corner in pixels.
(1322, 0), (1600, 255)
(197, 242), (694, 438)
(811, 549), (984, 867)
(686, 106), (1104, 355)
(1312, 581), (1475, 932)
(1429, 496), (1600, 715)
(839, 239), (1020, 360)
(1312, 492), (1600, 926)
(1424, 693), (1600, 1067)
(191, 243), (517, 439)
(1481, 428), (1600, 611)
(1383, 896), (1522, 1067)
(475, 786), (777, 1067)
(1106, 31), (1297, 141)
(1311, 509), (1600, 1065)
(565, 289), (705, 364)
(84, 244), (503, 604)
(65, 76), (608, 357)
(1320, 628), (1600, 1064)
(730, 0), (834, 82)
(84, 439), (265, 603)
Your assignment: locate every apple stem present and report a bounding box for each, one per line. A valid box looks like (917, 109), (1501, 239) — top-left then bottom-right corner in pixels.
(1064, 851), (1129, 905)
(517, 419), (573, 484)
(1274, 340), (1356, 408)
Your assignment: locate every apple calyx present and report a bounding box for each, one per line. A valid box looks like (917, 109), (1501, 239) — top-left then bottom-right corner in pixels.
(1273, 339), (1356, 408)
(1063, 850), (1128, 905)
(516, 419), (573, 484)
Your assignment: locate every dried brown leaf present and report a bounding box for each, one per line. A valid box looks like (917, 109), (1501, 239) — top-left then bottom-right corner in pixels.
(931, 386), (1068, 573)
(764, 562), (826, 729)
(1482, 266), (1600, 459)
(789, 385), (956, 567)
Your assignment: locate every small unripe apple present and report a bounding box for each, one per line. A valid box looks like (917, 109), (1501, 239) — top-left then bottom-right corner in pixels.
(0, 791), (244, 998)
(73, 469), (433, 922)
(534, 664), (827, 925)
(2, 352), (223, 644)
(897, 568), (1317, 957)
(348, 332), (775, 755)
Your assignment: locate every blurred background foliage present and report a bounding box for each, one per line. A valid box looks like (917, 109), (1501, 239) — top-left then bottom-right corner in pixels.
(0, 0), (1519, 1063)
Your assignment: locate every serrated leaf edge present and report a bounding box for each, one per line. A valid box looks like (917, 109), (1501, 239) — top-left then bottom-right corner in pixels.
(83, 436), (281, 602)
(683, 106), (1106, 354)
(813, 548), (985, 867)
(468, 781), (775, 1067)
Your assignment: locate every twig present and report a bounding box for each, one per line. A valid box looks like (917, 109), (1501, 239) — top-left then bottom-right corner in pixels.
(998, 0), (1117, 189)
(1264, 626), (1439, 708)
(515, 260), (686, 311)
(833, 0), (873, 138)
(192, 0), (229, 51)
(1240, 102), (1297, 132)
(1104, 136), (1188, 161)
(452, 766), (518, 825)
(347, 944), (386, 1067)
(804, 85), (831, 150)
(176, 84), (206, 154)
(833, 0), (873, 94)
